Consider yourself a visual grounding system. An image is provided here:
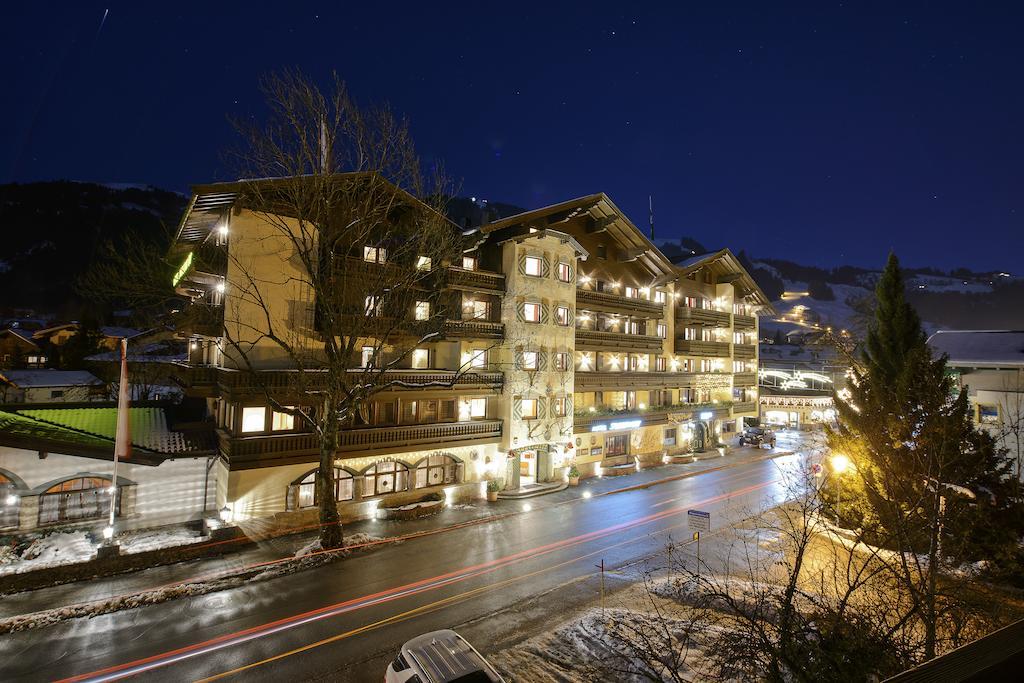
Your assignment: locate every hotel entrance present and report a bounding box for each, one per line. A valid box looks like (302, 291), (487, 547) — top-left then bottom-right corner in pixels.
(519, 450), (537, 486)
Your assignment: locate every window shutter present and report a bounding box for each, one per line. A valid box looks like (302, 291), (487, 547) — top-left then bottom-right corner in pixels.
(537, 398), (547, 419)
(537, 351), (548, 371)
(541, 256), (551, 278)
(540, 302), (550, 324)
(517, 252), (528, 275)
(513, 397), (523, 419)
(565, 395), (574, 416)
(516, 301), (526, 322)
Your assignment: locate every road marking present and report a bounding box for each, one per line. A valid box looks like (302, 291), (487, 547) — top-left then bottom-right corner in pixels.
(61, 478), (777, 683)
(651, 498), (676, 508)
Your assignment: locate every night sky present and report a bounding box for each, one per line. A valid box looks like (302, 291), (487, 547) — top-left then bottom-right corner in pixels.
(4, 2), (1022, 272)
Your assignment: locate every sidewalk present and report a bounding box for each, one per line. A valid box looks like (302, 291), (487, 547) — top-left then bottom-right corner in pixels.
(0, 444), (797, 619)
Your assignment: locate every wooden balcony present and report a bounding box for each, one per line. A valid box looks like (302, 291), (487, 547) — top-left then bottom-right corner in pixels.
(733, 371), (758, 386)
(443, 319), (505, 339)
(732, 401), (758, 414)
(574, 371), (731, 391)
(675, 307), (731, 327)
(443, 267), (505, 293)
(674, 339), (731, 357)
(222, 419), (503, 469)
(733, 344), (757, 360)
(213, 367), (504, 398)
(733, 314), (756, 330)
(573, 409), (671, 434)
(576, 329), (665, 353)
(575, 288), (664, 318)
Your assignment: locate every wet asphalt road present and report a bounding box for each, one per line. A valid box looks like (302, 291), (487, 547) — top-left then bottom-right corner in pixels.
(0, 445), (810, 682)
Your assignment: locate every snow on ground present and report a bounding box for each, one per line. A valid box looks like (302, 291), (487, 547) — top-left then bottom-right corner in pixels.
(120, 528), (202, 555)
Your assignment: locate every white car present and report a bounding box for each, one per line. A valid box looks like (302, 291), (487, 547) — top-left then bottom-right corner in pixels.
(385, 629), (505, 683)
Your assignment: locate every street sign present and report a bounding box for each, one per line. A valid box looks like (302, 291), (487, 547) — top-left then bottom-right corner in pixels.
(687, 509), (711, 532)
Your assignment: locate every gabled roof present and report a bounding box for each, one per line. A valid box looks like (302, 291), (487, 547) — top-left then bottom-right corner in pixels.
(928, 330), (1024, 367)
(1, 370), (103, 388)
(480, 193), (677, 281)
(675, 248), (776, 312)
(0, 405), (216, 465)
(0, 328), (40, 348)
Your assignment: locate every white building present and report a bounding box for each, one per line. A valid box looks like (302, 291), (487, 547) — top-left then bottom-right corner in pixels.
(0, 369), (104, 403)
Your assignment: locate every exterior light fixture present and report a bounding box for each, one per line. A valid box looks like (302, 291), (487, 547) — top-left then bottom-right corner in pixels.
(4, 494), (17, 506)
(217, 223), (228, 237)
(831, 453), (852, 474)
(215, 281), (226, 294)
(219, 505), (233, 523)
(638, 403), (646, 410)
(102, 525), (114, 540)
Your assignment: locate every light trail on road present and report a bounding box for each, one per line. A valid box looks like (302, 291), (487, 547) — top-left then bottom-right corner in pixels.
(60, 477), (778, 683)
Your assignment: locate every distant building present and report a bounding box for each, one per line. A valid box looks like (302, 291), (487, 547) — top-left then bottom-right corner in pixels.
(928, 330), (1024, 480)
(758, 343), (847, 429)
(0, 369), (104, 403)
(0, 328), (47, 369)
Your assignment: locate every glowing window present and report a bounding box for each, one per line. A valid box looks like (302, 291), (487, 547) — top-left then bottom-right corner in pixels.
(241, 406), (266, 433)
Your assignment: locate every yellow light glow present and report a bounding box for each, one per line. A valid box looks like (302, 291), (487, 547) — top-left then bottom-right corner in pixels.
(831, 453), (852, 474)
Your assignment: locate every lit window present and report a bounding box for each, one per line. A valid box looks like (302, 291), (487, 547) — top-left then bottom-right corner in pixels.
(979, 405), (999, 424)
(555, 306), (570, 326)
(365, 295), (381, 316)
(272, 409), (295, 431)
(664, 428), (677, 446)
(520, 398), (538, 419)
(684, 296), (697, 308)
(625, 286), (639, 299)
(733, 360), (745, 372)
(523, 302), (541, 323)
(361, 346), (375, 367)
(657, 323), (667, 338)
(363, 246), (386, 263)
(684, 327), (697, 340)
(656, 357), (667, 372)
(468, 398), (486, 418)
(524, 256), (543, 276)
(627, 320), (640, 335)
(469, 300), (489, 320)
(241, 406), (265, 433)
(416, 256), (432, 271)
(415, 300), (430, 321)
(557, 262), (572, 282)
(411, 349), (429, 369)
(522, 351), (538, 370)
(554, 352), (570, 371)
(654, 290), (666, 304)
(469, 349), (486, 368)
(578, 352), (593, 370)
(462, 256), (477, 271)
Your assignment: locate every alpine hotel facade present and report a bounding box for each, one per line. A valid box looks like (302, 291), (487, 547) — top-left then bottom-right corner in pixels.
(169, 178), (771, 525)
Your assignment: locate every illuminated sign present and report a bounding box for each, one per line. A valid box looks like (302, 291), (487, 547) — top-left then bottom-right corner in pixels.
(172, 252), (194, 287)
(699, 411), (713, 420)
(591, 419), (643, 432)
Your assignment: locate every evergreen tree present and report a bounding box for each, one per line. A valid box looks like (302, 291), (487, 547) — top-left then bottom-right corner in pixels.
(827, 253), (1019, 660)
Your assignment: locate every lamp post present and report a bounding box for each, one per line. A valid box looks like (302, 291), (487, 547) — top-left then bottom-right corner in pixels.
(830, 453), (852, 520)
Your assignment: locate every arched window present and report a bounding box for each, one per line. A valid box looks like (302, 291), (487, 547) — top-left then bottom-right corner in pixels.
(363, 461), (409, 497)
(38, 477), (118, 525)
(291, 468), (354, 510)
(415, 455), (463, 489)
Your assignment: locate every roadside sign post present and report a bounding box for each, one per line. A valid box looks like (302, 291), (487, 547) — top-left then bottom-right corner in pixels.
(688, 510), (711, 581)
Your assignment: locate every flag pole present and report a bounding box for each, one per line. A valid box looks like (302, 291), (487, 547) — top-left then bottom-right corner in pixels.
(106, 337), (131, 542)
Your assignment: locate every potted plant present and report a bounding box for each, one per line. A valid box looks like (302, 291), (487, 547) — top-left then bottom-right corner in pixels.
(567, 463), (581, 486)
(486, 478), (503, 502)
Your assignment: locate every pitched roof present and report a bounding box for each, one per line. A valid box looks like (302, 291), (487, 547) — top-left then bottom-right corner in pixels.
(0, 405), (216, 465)
(675, 248), (776, 311)
(1, 370), (103, 388)
(0, 328), (40, 347)
(927, 330), (1024, 367)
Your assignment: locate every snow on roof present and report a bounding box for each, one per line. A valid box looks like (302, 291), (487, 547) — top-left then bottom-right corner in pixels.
(100, 326), (142, 339)
(15, 406), (211, 455)
(1, 370), (103, 388)
(928, 330), (1024, 367)
(85, 341), (186, 364)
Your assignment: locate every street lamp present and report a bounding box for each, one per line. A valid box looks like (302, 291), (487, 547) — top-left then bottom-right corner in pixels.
(830, 453), (853, 519)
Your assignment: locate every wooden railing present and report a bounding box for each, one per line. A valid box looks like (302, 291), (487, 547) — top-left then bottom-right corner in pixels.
(574, 371), (731, 391)
(674, 339), (731, 357)
(221, 419), (503, 465)
(575, 288), (664, 317)
(444, 267), (505, 292)
(175, 365), (503, 394)
(733, 344), (757, 360)
(733, 314), (756, 329)
(733, 372), (758, 386)
(576, 329), (665, 352)
(732, 401), (757, 414)
(675, 307), (731, 327)
(443, 320), (505, 339)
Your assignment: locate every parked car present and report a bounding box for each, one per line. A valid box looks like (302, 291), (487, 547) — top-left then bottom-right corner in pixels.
(738, 426), (776, 449)
(385, 629), (505, 683)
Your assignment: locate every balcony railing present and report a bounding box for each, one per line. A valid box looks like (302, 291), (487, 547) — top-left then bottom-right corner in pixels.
(574, 371), (732, 391)
(674, 339), (731, 357)
(733, 344), (757, 360)
(221, 419), (503, 467)
(576, 288), (664, 317)
(733, 372), (758, 386)
(211, 367), (504, 395)
(573, 408), (671, 433)
(576, 329), (665, 352)
(733, 314), (756, 330)
(675, 307), (731, 327)
(444, 267), (505, 292)
(732, 401), (757, 414)
(443, 319), (505, 339)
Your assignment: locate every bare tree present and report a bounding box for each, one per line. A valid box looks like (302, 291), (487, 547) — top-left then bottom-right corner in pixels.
(996, 370), (1024, 487)
(219, 71), (473, 548)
